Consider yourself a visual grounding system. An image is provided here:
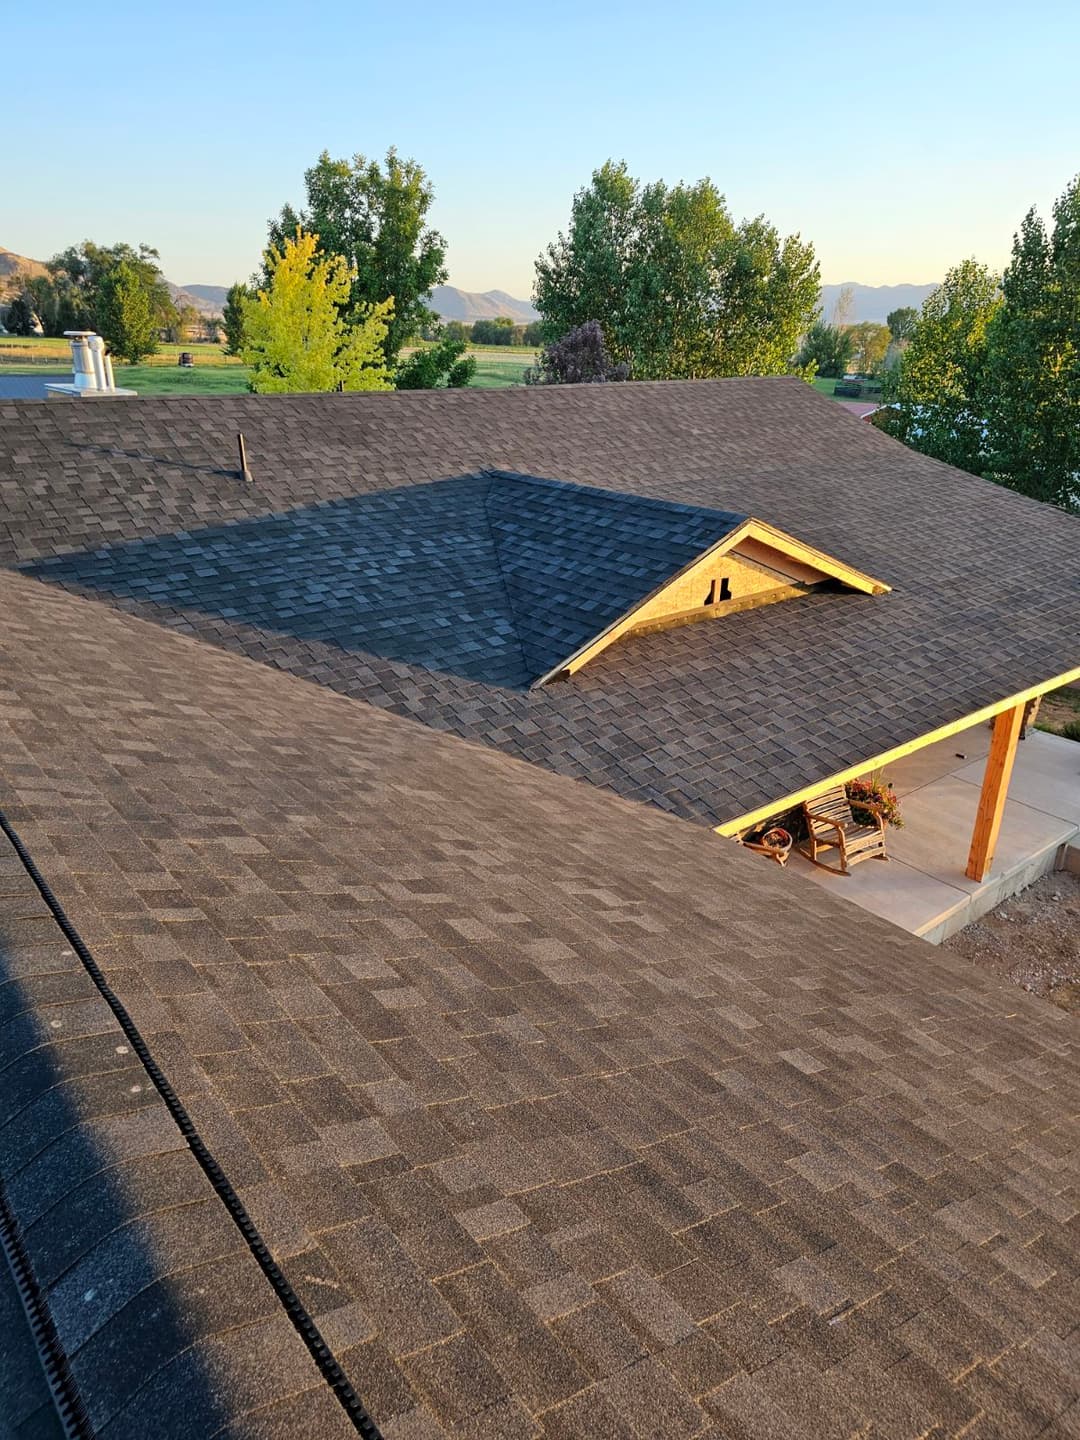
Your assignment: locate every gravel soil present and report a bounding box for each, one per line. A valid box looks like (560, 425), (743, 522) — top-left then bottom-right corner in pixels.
(943, 868), (1080, 1012)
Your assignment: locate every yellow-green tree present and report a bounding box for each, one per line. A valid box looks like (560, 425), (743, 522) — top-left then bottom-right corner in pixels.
(242, 229), (393, 393)
(847, 321), (891, 377)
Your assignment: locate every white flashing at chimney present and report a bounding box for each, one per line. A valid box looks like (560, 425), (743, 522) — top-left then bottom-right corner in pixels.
(45, 332), (137, 400)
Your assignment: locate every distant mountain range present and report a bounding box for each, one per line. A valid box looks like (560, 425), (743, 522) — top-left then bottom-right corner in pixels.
(166, 281), (941, 328)
(428, 284), (938, 329)
(171, 284), (541, 324)
(5, 243), (937, 332)
(0, 246), (47, 297)
(819, 282), (937, 325)
(176, 283), (229, 313)
(427, 286), (539, 323)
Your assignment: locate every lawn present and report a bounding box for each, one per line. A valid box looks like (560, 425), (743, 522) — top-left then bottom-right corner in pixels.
(469, 356), (531, 388)
(0, 336), (245, 380)
(2, 336), (530, 391)
(114, 364), (251, 395)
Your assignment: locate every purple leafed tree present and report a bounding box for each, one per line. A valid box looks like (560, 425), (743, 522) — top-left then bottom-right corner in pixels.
(525, 320), (630, 385)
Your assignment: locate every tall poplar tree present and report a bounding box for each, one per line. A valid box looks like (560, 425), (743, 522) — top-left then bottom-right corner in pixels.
(97, 260), (159, 363)
(533, 162), (819, 380)
(877, 260), (1001, 475)
(221, 282), (250, 357)
(266, 149), (447, 364)
(985, 174), (1080, 510)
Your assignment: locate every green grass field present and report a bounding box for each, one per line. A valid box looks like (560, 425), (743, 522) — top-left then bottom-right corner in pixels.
(114, 365), (251, 395)
(1, 335), (532, 392)
(4, 337), (890, 399)
(469, 356), (531, 388)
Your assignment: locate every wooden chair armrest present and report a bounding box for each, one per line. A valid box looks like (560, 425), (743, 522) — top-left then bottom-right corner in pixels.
(806, 814), (845, 835)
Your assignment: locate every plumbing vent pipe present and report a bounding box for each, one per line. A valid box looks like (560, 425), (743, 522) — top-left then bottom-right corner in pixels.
(237, 432), (253, 484)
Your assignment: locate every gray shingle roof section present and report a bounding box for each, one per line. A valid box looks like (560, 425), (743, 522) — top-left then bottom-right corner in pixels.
(16, 470), (746, 691)
(484, 473), (746, 680)
(2, 567), (1080, 1439)
(0, 378), (1077, 829)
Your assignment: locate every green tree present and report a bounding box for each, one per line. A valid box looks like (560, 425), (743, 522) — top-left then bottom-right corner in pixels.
(795, 320), (853, 378)
(523, 320), (544, 347)
(267, 148), (447, 364)
(97, 261), (160, 362)
(443, 320), (469, 343)
(163, 302), (200, 345)
(848, 321), (891, 376)
(470, 316), (516, 346)
(222, 282), (249, 356)
(395, 333), (475, 389)
(22, 273), (79, 336)
(242, 227), (393, 394)
(984, 175), (1080, 509)
(886, 306), (919, 341)
(4, 291), (35, 335)
(534, 160), (819, 379)
(47, 241), (174, 338)
(876, 260), (1001, 474)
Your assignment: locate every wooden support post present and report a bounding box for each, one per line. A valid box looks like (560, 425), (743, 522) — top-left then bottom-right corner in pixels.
(965, 702), (1025, 882)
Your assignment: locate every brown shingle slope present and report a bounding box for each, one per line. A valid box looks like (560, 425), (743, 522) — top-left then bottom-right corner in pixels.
(2, 379), (1077, 829)
(2, 569), (1079, 1439)
(0, 753), (361, 1438)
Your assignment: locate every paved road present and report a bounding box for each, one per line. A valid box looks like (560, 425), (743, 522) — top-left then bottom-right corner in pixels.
(0, 372), (70, 399)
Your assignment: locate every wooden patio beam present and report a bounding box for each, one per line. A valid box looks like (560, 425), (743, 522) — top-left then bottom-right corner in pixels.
(965, 701), (1025, 882)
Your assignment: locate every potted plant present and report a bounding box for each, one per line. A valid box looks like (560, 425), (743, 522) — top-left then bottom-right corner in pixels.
(741, 823), (794, 865)
(845, 773), (903, 828)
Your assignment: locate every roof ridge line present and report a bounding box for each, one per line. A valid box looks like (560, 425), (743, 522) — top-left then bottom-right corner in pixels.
(480, 472), (532, 686)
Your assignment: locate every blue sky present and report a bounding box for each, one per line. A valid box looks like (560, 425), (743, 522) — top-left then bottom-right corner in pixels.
(7, 0), (1079, 297)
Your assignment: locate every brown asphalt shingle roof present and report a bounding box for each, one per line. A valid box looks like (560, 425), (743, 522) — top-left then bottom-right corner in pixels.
(2, 568), (1079, 1438)
(2, 378), (1076, 828)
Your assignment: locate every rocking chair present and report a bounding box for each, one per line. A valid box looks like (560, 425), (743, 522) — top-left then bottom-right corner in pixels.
(799, 784), (888, 875)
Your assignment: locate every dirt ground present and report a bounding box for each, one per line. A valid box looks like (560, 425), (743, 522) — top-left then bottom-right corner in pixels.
(1037, 682), (1080, 737)
(944, 867), (1080, 1012)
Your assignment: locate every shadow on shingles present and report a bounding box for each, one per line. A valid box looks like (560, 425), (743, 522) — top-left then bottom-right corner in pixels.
(20, 473), (746, 693)
(62, 442), (242, 481)
(22, 474), (531, 688)
(0, 933), (230, 1436)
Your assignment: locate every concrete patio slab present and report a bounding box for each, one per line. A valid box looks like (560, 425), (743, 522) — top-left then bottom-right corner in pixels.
(787, 730), (1080, 943)
(882, 721), (990, 796)
(953, 728), (1080, 824)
